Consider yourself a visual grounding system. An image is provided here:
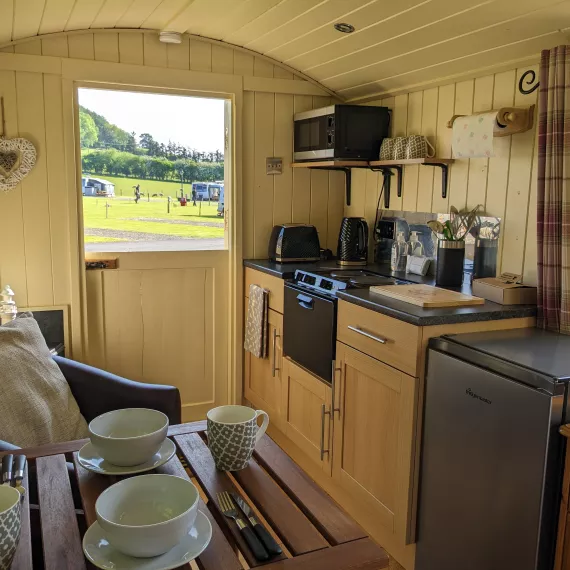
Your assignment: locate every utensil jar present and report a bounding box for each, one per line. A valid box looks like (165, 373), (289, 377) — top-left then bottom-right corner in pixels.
(436, 240), (465, 287)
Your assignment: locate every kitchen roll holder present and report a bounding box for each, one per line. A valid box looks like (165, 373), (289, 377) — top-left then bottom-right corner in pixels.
(447, 105), (535, 138)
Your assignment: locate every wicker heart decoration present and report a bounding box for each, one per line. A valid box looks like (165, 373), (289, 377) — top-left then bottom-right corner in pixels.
(0, 137), (36, 192)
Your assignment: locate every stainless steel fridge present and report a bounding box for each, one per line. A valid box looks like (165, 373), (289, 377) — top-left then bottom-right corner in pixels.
(416, 328), (570, 570)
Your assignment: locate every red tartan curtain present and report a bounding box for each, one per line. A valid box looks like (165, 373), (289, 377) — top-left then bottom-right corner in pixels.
(537, 46), (570, 333)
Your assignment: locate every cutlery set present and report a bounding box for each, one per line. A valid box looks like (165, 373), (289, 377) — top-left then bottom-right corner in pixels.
(1, 454), (26, 499)
(217, 490), (282, 561)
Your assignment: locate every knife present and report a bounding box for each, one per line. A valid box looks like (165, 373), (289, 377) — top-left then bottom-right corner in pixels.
(1, 455), (13, 486)
(231, 492), (282, 556)
(13, 455), (26, 499)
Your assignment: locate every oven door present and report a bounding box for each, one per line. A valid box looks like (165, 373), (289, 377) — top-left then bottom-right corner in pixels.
(293, 110), (335, 161)
(283, 283), (336, 383)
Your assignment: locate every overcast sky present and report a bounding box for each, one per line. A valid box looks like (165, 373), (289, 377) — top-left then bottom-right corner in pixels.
(78, 88), (225, 152)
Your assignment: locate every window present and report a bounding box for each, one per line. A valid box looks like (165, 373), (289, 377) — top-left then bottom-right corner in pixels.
(78, 88), (227, 252)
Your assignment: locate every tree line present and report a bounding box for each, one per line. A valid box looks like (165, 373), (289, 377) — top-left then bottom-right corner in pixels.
(79, 106), (223, 182)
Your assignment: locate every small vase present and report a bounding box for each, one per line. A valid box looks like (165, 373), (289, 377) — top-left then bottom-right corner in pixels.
(436, 240), (465, 287)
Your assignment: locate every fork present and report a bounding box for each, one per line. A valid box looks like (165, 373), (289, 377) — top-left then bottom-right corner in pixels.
(217, 491), (269, 561)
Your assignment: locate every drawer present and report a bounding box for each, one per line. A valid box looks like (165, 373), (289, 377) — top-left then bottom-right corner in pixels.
(245, 268), (284, 314)
(337, 299), (420, 376)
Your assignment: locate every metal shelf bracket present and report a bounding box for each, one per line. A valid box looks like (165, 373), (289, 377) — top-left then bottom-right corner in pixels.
(370, 165), (402, 209)
(423, 162), (450, 199)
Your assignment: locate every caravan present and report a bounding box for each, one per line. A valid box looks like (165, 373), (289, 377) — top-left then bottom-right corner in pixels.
(82, 177), (115, 197)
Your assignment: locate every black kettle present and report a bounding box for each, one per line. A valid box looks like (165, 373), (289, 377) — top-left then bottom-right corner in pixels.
(337, 217), (369, 266)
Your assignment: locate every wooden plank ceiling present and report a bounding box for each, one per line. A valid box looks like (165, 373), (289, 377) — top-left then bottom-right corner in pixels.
(2, 0), (569, 100)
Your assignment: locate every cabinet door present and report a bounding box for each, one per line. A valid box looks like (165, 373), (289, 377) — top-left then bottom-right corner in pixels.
(244, 302), (283, 429)
(333, 342), (417, 544)
(282, 358), (332, 475)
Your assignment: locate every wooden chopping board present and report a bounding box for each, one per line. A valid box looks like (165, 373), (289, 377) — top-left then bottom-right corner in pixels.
(369, 284), (485, 308)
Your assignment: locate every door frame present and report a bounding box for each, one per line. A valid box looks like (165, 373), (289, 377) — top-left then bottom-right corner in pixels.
(60, 60), (244, 406)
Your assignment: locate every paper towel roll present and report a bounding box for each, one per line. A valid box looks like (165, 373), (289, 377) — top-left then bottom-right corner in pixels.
(452, 112), (497, 158)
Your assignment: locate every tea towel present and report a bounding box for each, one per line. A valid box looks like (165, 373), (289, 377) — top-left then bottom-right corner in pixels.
(244, 284), (269, 358)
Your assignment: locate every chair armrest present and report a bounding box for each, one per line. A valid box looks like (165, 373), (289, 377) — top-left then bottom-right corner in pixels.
(53, 356), (182, 425)
(0, 440), (20, 453)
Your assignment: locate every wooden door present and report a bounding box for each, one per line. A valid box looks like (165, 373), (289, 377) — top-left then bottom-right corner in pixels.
(333, 342), (417, 544)
(244, 300), (283, 429)
(281, 358), (332, 475)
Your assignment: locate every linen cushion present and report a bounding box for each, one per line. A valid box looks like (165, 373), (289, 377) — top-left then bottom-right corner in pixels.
(0, 313), (89, 447)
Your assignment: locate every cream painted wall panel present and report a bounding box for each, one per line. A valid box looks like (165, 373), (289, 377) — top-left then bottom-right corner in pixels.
(142, 0), (190, 30)
(416, 87), (438, 212)
(68, 34), (95, 60)
(211, 44), (234, 75)
(92, 0), (134, 29)
(432, 83), (455, 213)
(254, 57), (273, 78)
(447, 80), (474, 210)
(94, 32), (119, 62)
(501, 66), (539, 277)
(253, 92), (275, 257)
(388, 94), (408, 211)
(166, 37), (190, 70)
(38, 0), (75, 35)
(292, 95), (312, 223)
(16, 72), (54, 307)
(117, 0), (165, 28)
(12, 0), (43, 40)
(143, 33), (167, 68)
(364, 169), (381, 248)
(0, 70), (28, 306)
(233, 51), (254, 76)
(41, 37), (69, 58)
(466, 75), (494, 211)
(119, 33), (144, 65)
(274, 67), (294, 80)
(273, 93), (294, 228)
(15, 41), (41, 55)
(242, 91), (255, 259)
(345, 169), (367, 218)
(402, 91), (422, 211)
(190, 39), (212, 72)
(523, 125), (539, 286)
(0, 0), (14, 44)
(65, 0), (105, 31)
(310, 168), (330, 246)
(327, 172), (345, 255)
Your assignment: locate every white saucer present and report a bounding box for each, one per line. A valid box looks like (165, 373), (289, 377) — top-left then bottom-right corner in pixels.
(83, 510), (212, 570)
(77, 438), (176, 475)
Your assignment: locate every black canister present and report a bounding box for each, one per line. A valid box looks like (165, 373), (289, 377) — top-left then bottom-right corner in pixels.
(473, 238), (498, 279)
(436, 240), (465, 287)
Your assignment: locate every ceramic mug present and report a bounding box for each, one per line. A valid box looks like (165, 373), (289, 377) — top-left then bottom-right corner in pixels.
(379, 138), (394, 160)
(393, 137), (407, 160)
(207, 405), (269, 471)
(0, 486), (21, 570)
(406, 135), (435, 159)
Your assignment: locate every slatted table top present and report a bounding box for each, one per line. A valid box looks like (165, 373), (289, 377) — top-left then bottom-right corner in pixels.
(3, 421), (389, 570)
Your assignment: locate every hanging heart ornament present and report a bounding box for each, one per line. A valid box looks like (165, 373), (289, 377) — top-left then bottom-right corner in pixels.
(0, 137), (36, 192)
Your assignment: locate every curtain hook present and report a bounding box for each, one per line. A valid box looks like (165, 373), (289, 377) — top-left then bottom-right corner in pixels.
(519, 70), (539, 95)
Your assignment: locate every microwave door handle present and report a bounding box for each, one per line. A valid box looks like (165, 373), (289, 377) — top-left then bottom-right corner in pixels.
(296, 293), (314, 310)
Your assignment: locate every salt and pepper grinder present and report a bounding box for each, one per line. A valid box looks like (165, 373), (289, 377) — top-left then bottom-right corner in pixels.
(0, 285), (17, 325)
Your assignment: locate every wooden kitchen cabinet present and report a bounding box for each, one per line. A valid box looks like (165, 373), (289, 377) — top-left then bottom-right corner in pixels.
(333, 342), (417, 544)
(244, 300), (284, 429)
(281, 357), (333, 475)
(245, 267), (284, 313)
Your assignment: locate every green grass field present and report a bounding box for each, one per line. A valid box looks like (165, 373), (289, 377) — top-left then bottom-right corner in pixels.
(83, 195), (224, 242)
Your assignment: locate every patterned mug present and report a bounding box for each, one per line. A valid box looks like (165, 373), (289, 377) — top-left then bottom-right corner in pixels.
(0, 486), (21, 570)
(379, 138), (394, 160)
(207, 405), (269, 471)
(406, 135), (435, 159)
(393, 137), (407, 160)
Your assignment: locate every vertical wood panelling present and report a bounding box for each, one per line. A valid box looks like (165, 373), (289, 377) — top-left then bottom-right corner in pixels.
(402, 91), (423, 211)
(0, 70), (28, 306)
(327, 172), (345, 255)
(41, 37), (69, 57)
(253, 92), (275, 257)
(15, 40), (42, 55)
(143, 33), (167, 67)
(68, 34), (95, 60)
(416, 87), (438, 212)
(119, 33), (144, 65)
(292, 95), (312, 223)
(212, 44), (234, 74)
(242, 91), (255, 259)
(273, 93), (294, 228)
(16, 72), (54, 306)
(233, 51), (254, 76)
(166, 37), (190, 70)
(190, 39), (212, 72)
(254, 56), (274, 78)
(523, 124), (539, 286)
(94, 32), (119, 62)
(389, 94), (408, 211)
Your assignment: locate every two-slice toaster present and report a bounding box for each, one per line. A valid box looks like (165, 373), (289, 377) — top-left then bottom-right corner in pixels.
(268, 224), (320, 262)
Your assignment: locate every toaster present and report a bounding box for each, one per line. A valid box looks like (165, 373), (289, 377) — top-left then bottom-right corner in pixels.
(268, 224), (320, 262)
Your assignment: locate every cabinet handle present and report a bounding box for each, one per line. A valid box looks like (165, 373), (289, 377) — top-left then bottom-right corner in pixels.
(347, 325), (387, 344)
(272, 328), (281, 377)
(320, 404), (331, 461)
(331, 360), (342, 419)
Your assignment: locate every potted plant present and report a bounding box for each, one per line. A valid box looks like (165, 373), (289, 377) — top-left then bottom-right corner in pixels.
(428, 205), (481, 287)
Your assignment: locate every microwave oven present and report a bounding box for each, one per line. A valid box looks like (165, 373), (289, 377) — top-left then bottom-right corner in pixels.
(293, 104), (390, 162)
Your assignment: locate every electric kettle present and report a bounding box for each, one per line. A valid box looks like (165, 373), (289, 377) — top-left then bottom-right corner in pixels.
(337, 217), (369, 266)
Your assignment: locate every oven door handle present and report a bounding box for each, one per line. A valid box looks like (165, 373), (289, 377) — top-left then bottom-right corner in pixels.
(296, 294), (314, 310)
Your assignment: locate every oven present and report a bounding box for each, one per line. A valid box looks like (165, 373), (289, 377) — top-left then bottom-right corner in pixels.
(283, 283), (336, 383)
(293, 104), (391, 162)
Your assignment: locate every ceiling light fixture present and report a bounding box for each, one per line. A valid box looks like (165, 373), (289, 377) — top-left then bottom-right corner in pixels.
(159, 31), (182, 44)
(334, 23), (355, 34)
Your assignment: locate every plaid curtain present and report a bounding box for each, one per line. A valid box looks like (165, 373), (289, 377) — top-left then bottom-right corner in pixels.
(537, 46), (570, 333)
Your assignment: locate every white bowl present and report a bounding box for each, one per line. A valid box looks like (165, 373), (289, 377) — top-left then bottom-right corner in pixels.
(89, 408), (168, 467)
(95, 474), (199, 558)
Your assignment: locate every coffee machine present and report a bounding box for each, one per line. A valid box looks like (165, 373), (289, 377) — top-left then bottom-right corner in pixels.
(337, 217), (368, 266)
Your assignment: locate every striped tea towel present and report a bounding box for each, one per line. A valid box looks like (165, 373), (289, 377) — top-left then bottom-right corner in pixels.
(244, 284), (269, 359)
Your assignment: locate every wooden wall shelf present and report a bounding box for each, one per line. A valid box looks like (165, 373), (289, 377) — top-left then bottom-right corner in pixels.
(290, 158), (454, 207)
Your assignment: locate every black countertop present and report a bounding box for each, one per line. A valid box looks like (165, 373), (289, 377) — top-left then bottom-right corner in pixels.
(244, 259), (537, 326)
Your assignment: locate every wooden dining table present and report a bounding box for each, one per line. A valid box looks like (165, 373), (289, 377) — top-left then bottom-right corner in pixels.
(1, 421), (390, 570)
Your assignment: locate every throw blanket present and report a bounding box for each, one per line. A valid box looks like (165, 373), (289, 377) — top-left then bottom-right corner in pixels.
(244, 284), (269, 358)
